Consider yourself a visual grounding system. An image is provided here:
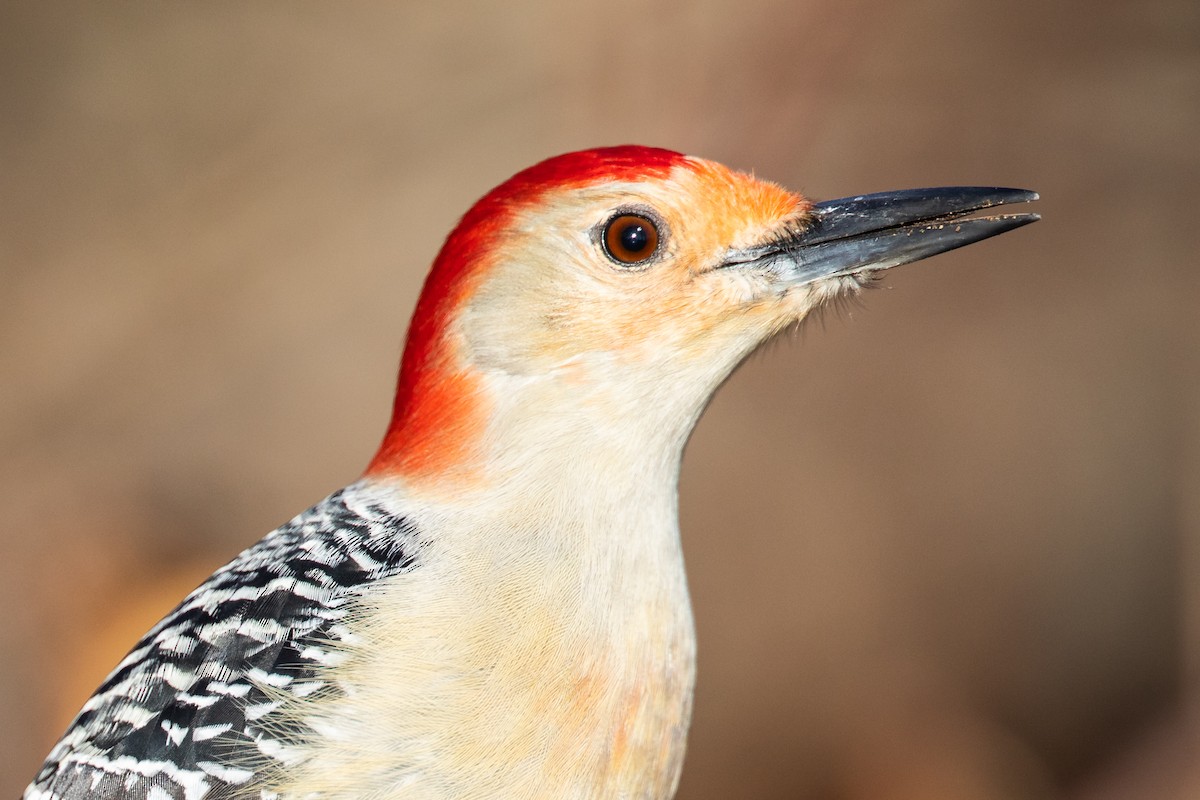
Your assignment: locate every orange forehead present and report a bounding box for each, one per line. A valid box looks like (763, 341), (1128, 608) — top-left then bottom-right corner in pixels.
(662, 157), (805, 256)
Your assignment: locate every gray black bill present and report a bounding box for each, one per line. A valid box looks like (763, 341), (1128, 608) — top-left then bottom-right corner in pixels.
(773, 186), (1040, 285)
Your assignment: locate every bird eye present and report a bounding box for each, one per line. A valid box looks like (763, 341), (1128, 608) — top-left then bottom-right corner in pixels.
(603, 214), (660, 265)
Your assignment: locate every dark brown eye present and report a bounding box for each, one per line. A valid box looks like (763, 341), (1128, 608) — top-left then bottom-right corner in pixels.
(603, 214), (660, 265)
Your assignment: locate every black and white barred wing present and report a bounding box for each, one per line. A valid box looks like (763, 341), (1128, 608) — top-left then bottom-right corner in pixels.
(26, 485), (421, 800)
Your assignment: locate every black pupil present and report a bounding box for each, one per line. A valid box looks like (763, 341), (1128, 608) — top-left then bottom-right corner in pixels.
(619, 222), (650, 253)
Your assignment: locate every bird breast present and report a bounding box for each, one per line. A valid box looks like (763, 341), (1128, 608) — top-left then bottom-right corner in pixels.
(265, 483), (696, 800)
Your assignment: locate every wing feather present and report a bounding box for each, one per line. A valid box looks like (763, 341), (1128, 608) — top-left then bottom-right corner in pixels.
(26, 484), (421, 800)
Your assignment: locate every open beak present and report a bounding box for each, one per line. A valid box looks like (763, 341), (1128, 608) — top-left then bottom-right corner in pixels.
(726, 187), (1040, 286)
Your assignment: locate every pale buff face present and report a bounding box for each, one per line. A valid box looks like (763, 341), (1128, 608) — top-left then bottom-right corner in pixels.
(456, 159), (823, 388)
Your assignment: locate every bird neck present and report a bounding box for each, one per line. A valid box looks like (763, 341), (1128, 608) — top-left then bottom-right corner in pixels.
(369, 352), (716, 504)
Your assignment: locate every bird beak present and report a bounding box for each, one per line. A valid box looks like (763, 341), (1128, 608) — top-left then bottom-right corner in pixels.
(723, 187), (1040, 286)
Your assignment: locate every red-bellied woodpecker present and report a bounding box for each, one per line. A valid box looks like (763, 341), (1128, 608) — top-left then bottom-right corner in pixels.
(25, 146), (1038, 800)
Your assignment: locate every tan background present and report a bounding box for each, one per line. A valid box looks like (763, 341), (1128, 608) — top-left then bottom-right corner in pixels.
(2, 2), (1197, 798)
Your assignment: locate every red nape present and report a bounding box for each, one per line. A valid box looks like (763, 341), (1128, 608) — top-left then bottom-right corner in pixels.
(366, 146), (691, 479)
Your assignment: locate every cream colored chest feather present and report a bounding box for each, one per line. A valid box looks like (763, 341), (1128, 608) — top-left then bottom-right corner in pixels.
(266, 516), (695, 800)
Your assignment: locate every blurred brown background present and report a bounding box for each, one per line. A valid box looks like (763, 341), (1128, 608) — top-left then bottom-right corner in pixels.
(2, 1), (1197, 798)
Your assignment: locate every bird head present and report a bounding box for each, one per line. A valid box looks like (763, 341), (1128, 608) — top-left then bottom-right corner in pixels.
(367, 146), (1037, 488)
